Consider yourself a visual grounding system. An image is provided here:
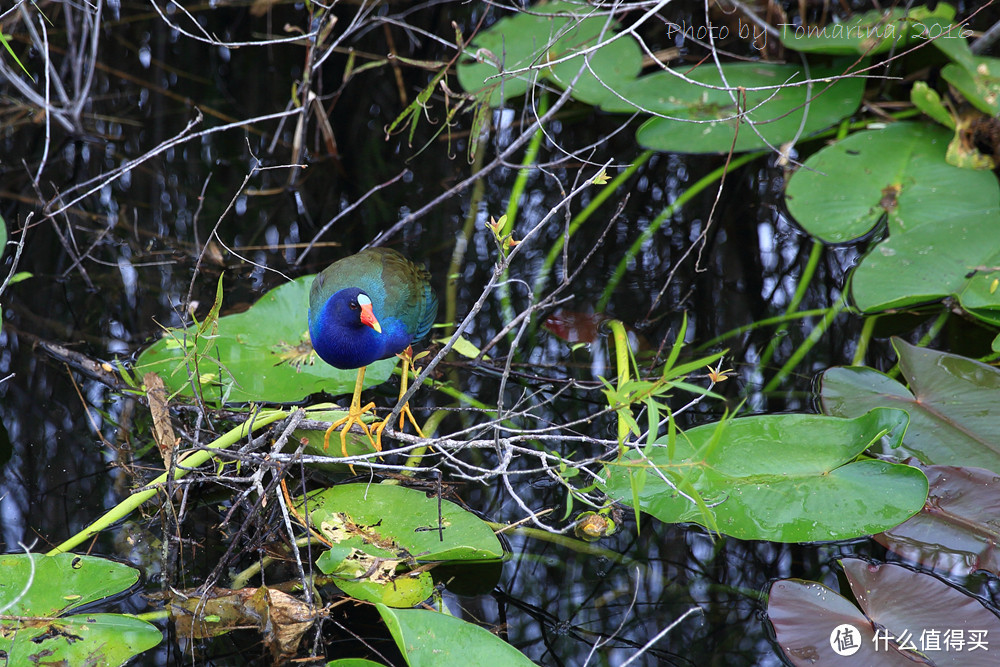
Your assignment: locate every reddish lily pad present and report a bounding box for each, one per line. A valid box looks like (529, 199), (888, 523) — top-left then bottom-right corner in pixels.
(820, 338), (1000, 473)
(875, 463), (1000, 577)
(769, 558), (1000, 666)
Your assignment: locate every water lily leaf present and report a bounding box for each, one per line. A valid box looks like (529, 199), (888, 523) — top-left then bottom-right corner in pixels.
(298, 483), (502, 606)
(631, 62), (864, 154)
(930, 25), (1000, 115)
(910, 81), (954, 129)
(785, 122), (1000, 323)
(135, 276), (395, 404)
(456, 1), (641, 107)
(377, 604), (536, 667)
(776, 5), (955, 55)
(601, 408), (927, 542)
(302, 483), (503, 563)
(1, 613), (162, 667)
(336, 571), (435, 608)
(820, 338), (1000, 473)
(0, 552), (141, 616)
(875, 463), (1000, 578)
(768, 557), (1000, 666)
(0, 554), (161, 666)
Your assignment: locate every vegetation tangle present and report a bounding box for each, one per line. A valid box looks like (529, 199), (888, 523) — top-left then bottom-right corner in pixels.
(2, 1), (1000, 665)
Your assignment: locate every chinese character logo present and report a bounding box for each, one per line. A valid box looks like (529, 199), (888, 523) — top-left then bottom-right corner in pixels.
(830, 623), (862, 657)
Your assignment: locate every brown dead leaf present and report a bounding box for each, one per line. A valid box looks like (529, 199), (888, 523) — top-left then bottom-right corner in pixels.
(169, 586), (316, 663)
(144, 372), (178, 470)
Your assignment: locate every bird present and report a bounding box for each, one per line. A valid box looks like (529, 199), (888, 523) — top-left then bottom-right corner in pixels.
(308, 248), (437, 460)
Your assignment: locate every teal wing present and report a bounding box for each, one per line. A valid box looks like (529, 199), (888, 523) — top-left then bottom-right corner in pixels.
(373, 248), (437, 341)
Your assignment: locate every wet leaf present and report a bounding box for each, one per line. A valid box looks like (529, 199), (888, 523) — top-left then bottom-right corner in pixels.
(820, 338), (1000, 472)
(770, 558), (1000, 666)
(135, 276), (395, 404)
(601, 408), (928, 542)
(377, 604), (536, 666)
(785, 122), (1000, 324)
(875, 463), (1000, 577)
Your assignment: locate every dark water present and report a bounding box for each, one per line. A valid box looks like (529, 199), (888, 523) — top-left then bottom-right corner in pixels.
(2, 2), (998, 665)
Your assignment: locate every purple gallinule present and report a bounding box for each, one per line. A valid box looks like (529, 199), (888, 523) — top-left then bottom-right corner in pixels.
(308, 248), (437, 457)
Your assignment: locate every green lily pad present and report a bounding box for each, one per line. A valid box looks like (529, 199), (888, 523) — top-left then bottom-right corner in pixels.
(776, 5), (955, 55)
(134, 276), (395, 404)
(910, 81), (954, 129)
(601, 408), (928, 542)
(0, 552), (142, 615)
(336, 571), (435, 608)
(0, 554), (161, 666)
(820, 338), (1000, 473)
(631, 62), (864, 154)
(785, 122), (1000, 324)
(377, 604), (536, 667)
(456, 1), (641, 107)
(929, 21), (1000, 116)
(299, 483), (503, 606)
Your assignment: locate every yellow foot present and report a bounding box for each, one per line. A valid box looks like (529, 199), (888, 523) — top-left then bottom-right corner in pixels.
(323, 401), (380, 474)
(372, 346), (427, 451)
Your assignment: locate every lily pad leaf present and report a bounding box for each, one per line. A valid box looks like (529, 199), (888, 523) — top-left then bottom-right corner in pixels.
(777, 4), (955, 55)
(0, 552), (142, 616)
(930, 22), (1000, 116)
(785, 122), (1000, 323)
(298, 483), (503, 606)
(377, 604), (536, 667)
(0, 554), (161, 666)
(601, 408), (927, 542)
(632, 62), (864, 154)
(456, 1), (641, 108)
(768, 557), (1000, 666)
(875, 462), (1000, 578)
(820, 338), (1000, 473)
(134, 276), (395, 404)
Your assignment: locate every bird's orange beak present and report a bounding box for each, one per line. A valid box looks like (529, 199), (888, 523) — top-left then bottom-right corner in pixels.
(359, 301), (382, 333)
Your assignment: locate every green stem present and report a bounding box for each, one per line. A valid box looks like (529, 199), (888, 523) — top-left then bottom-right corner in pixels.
(498, 92), (548, 346)
(696, 308), (832, 349)
(607, 319), (631, 445)
(853, 314), (878, 366)
(916, 308), (950, 348)
(597, 151), (763, 312)
(532, 149), (655, 301)
(758, 239), (823, 371)
(46, 409), (289, 555)
(487, 522), (635, 564)
(445, 117), (489, 338)
(761, 298), (848, 395)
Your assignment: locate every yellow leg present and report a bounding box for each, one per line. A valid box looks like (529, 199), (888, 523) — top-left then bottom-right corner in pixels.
(323, 366), (380, 467)
(373, 346), (426, 450)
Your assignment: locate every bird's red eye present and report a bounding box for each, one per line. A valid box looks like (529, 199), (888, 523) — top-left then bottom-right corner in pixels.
(350, 301), (358, 310)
